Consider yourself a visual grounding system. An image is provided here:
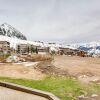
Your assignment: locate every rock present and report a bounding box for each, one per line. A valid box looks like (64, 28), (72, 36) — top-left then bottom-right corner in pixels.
(78, 74), (100, 83)
(78, 95), (85, 99)
(91, 94), (98, 97)
(80, 90), (88, 95)
(79, 75), (87, 79)
(6, 56), (19, 63)
(6, 55), (25, 63)
(19, 58), (26, 62)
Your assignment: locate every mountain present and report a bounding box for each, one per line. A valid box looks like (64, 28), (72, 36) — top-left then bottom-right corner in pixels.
(0, 23), (100, 55)
(0, 23), (27, 40)
(68, 42), (100, 54)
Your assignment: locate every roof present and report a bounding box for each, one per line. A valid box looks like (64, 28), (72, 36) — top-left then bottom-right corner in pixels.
(0, 41), (10, 44)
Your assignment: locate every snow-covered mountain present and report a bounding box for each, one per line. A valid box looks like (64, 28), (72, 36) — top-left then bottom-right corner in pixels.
(0, 23), (100, 55)
(0, 23), (76, 50)
(68, 42), (100, 54)
(0, 23), (42, 48)
(0, 23), (27, 40)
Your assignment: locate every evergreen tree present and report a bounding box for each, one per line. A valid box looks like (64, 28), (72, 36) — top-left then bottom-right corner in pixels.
(27, 46), (30, 54)
(36, 47), (38, 54)
(17, 45), (20, 53)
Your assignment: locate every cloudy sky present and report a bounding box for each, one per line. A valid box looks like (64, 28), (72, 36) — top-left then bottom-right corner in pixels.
(0, 0), (100, 43)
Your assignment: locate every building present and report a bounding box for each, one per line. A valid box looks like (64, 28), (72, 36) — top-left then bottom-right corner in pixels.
(37, 47), (50, 54)
(16, 44), (28, 54)
(58, 47), (88, 57)
(0, 41), (10, 54)
(58, 47), (75, 55)
(16, 43), (37, 54)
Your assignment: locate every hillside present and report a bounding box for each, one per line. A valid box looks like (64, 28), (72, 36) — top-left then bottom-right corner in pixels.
(0, 23), (27, 40)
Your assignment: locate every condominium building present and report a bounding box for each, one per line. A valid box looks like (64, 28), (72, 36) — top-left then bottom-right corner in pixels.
(0, 41), (10, 54)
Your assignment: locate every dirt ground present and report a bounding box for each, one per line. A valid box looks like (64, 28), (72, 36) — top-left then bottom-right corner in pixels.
(53, 55), (100, 77)
(0, 55), (100, 82)
(0, 63), (45, 80)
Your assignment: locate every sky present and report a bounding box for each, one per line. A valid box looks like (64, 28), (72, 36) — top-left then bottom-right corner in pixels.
(0, 0), (100, 43)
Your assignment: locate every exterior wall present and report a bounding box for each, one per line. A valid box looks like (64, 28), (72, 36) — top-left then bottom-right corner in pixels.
(16, 44), (37, 54)
(37, 47), (50, 54)
(0, 41), (10, 54)
(58, 47), (88, 57)
(16, 44), (29, 54)
(58, 47), (75, 55)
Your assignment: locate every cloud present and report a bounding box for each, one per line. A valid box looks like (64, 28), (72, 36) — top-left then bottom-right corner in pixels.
(0, 0), (100, 43)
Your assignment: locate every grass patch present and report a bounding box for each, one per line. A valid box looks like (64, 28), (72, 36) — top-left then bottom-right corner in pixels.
(0, 76), (100, 100)
(0, 54), (10, 62)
